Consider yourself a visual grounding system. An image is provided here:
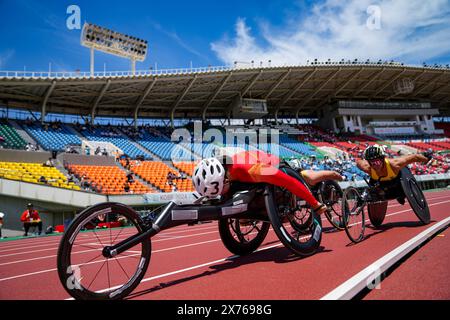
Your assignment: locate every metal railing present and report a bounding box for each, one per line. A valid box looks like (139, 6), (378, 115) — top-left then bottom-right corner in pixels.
(0, 62), (447, 80)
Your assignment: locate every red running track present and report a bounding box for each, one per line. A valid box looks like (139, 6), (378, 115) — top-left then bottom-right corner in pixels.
(0, 190), (449, 300)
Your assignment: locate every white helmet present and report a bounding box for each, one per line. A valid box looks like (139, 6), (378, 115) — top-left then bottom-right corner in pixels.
(192, 158), (226, 198)
(0, 212), (4, 219)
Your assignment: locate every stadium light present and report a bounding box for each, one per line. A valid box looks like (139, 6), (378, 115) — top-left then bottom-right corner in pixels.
(81, 22), (148, 76)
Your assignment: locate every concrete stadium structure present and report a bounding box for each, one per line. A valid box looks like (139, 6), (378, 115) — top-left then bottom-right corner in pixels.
(0, 62), (449, 126)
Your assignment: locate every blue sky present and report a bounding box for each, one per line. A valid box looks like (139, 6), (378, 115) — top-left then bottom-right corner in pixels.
(0, 0), (449, 72)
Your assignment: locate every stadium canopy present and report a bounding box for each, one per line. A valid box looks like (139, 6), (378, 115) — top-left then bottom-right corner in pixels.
(0, 63), (449, 125)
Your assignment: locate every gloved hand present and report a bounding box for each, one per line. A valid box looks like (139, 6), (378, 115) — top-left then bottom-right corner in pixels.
(422, 150), (433, 162)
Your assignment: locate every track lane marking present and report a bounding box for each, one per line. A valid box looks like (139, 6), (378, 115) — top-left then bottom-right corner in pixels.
(321, 216), (450, 300)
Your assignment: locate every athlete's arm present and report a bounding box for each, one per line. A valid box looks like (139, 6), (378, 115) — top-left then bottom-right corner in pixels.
(356, 159), (371, 174)
(391, 154), (429, 171)
(301, 170), (343, 186)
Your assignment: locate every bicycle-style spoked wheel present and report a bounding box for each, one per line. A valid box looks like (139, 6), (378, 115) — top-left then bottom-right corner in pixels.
(265, 166), (322, 257)
(319, 180), (345, 230)
(218, 218), (270, 256)
(57, 203), (151, 300)
(342, 187), (366, 243)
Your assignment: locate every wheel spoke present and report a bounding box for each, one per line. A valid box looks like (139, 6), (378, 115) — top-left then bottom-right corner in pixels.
(87, 259), (107, 290)
(114, 257), (130, 279)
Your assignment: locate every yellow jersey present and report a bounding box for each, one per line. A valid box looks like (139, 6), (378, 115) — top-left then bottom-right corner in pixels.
(370, 158), (398, 182)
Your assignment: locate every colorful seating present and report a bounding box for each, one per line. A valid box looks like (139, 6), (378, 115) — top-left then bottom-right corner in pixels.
(0, 161), (76, 190)
(22, 123), (81, 151)
(67, 164), (153, 195)
(0, 121), (27, 150)
(129, 161), (195, 193)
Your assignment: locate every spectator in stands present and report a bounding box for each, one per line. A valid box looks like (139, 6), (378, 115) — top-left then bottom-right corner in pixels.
(126, 172), (134, 183)
(124, 181), (131, 193)
(20, 203), (42, 236)
(44, 158), (54, 167)
(95, 146), (101, 155)
(80, 175), (91, 191)
(124, 157), (131, 171)
(39, 176), (48, 184)
(102, 148), (108, 156)
(167, 172), (177, 185)
(0, 212), (4, 239)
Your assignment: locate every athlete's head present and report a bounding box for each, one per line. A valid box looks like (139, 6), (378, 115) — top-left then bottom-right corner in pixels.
(364, 145), (386, 169)
(192, 158), (229, 199)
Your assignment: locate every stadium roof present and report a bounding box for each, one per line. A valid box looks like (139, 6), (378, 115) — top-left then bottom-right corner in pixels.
(0, 62), (449, 122)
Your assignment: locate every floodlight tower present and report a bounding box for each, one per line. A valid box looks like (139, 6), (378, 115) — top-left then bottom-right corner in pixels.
(81, 22), (148, 76)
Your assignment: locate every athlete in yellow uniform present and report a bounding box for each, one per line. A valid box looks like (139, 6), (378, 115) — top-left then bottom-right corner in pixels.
(357, 145), (431, 182)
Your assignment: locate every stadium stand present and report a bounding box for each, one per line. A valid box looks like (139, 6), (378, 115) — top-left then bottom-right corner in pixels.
(80, 126), (152, 159)
(0, 120), (27, 150)
(22, 122), (81, 151)
(128, 161), (195, 193)
(279, 135), (319, 157)
(133, 131), (176, 160)
(0, 161), (78, 190)
(434, 123), (450, 138)
(172, 162), (196, 176)
(66, 164), (152, 195)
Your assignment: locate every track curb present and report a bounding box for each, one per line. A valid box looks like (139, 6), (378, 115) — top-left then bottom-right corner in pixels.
(321, 216), (450, 300)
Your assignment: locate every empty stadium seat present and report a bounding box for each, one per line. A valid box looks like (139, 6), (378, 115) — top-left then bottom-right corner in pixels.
(22, 122), (81, 151)
(0, 161), (76, 190)
(129, 161), (194, 193)
(81, 127), (152, 159)
(67, 164), (153, 195)
(0, 120), (27, 150)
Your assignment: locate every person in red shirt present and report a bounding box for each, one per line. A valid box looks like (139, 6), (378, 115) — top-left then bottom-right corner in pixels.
(193, 149), (335, 215)
(20, 203), (42, 236)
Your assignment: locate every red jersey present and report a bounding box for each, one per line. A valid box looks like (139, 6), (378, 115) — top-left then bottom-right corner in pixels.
(227, 150), (320, 208)
(20, 209), (41, 222)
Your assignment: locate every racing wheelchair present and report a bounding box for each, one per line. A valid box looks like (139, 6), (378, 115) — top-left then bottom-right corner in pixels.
(57, 162), (344, 300)
(341, 167), (431, 243)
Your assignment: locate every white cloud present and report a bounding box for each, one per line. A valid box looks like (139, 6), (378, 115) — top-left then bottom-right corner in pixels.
(211, 0), (450, 66)
(0, 50), (15, 69)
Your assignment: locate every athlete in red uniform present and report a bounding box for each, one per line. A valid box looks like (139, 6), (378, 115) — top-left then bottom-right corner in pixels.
(193, 149), (328, 214)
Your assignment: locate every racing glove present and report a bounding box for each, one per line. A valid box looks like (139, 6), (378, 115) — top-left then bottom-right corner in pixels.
(422, 150), (433, 162)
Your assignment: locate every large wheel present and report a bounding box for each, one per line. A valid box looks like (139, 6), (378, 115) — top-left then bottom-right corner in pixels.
(218, 218), (270, 256)
(319, 180), (345, 230)
(265, 166), (322, 257)
(342, 187), (366, 243)
(367, 201), (388, 228)
(400, 168), (431, 224)
(57, 203), (151, 300)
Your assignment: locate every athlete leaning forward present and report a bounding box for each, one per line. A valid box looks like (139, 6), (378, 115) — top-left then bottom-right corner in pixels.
(192, 147), (344, 216)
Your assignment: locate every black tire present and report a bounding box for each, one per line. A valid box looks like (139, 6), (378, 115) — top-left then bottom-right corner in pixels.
(367, 201), (388, 228)
(218, 218), (270, 256)
(57, 203), (151, 300)
(265, 166), (322, 257)
(319, 180), (345, 230)
(342, 187), (366, 243)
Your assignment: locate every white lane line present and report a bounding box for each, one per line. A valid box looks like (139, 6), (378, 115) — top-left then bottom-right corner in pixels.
(0, 222), (220, 254)
(0, 228), (221, 258)
(0, 192), (447, 251)
(0, 229), (221, 264)
(321, 216), (450, 300)
(2, 197), (450, 284)
(66, 200), (450, 299)
(0, 192), (448, 253)
(66, 241), (286, 299)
